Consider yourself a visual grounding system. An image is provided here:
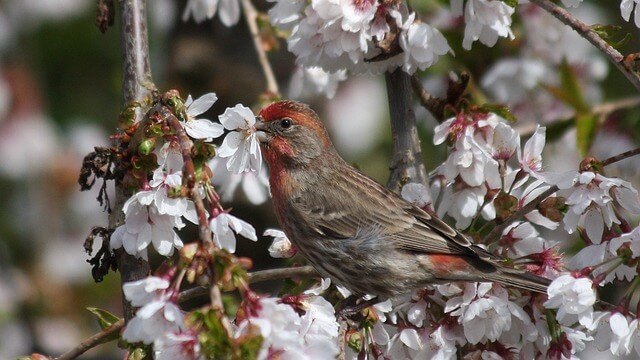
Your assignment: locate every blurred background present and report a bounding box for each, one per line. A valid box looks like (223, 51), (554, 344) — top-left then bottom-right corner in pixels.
(0, 0), (639, 358)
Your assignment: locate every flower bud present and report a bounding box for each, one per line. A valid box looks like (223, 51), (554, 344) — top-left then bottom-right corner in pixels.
(137, 137), (156, 155)
(494, 192), (517, 222)
(346, 329), (364, 352)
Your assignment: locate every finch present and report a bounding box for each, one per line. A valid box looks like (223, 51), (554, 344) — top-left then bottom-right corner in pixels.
(255, 100), (550, 301)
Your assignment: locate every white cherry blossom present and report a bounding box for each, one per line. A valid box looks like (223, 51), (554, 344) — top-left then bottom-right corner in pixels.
(182, 93), (224, 141)
(288, 66), (347, 99)
(489, 121), (519, 160)
(446, 283), (536, 346)
(264, 229), (297, 258)
(235, 292), (339, 359)
(621, 0), (640, 28)
(451, 0), (515, 50)
(121, 278), (184, 344)
(544, 274), (596, 328)
(209, 156), (270, 205)
(182, 0), (241, 26)
(610, 225), (640, 259)
(399, 20), (451, 74)
(209, 212), (257, 252)
(218, 104), (262, 173)
(155, 331), (203, 360)
(482, 58), (547, 106)
(519, 126), (546, 179)
(150, 148), (190, 217)
(552, 171), (640, 243)
(267, 0), (306, 29)
(111, 192), (185, 259)
(401, 182), (432, 209)
(122, 277), (170, 307)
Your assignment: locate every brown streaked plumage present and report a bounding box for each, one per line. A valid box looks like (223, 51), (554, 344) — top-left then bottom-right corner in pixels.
(256, 100), (550, 299)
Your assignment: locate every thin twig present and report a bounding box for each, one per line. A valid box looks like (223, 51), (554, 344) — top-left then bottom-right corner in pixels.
(484, 186), (559, 244)
(411, 74), (445, 122)
(594, 96), (640, 116)
(410, 73), (470, 123)
(516, 96), (640, 137)
(601, 147), (640, 167)
(162, 106), (234, 337)
(241, 0), (279, 95)
(55, 319), (124, 360)
(248, 264), (318, 283)
(529, 0), (640, 93)
(163, 107), (212, 244)
(178, 265), (318, 303)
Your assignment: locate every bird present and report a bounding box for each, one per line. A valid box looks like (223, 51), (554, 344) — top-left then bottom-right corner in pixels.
(254, 100), (550, 306)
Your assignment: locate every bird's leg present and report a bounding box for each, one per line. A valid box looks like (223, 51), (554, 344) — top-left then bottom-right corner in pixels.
(336, 296), (380, 318)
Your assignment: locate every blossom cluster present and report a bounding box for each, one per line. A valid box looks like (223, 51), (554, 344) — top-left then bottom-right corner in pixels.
(269, 0), (451, 74)
(110, 93), (263, 258)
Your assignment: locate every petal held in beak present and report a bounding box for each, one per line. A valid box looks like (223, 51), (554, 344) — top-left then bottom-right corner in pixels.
(254, 117), (268, 143)
(254, 117), (268, 131)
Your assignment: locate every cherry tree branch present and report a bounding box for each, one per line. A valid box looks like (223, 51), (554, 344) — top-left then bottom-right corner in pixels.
(410, 73), (469, 123)
(385, 69), (428, 192)
(485, 147), (640, 243)
(484, 185), (559, 244)
(601, 147), (640, 167)
(179, 265), (318, 302)
(54, 265), (319, 359)
(529, 0), (640, 93)
(241, 0), (279, 96)
(162, 106), (234, 337)
(516, 96), (640, 137)
(54, 319), (124, 360)
(115, 0), (152, 322)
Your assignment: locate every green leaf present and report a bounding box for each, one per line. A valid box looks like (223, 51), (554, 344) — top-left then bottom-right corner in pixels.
(557, 59), (590, 114)
(576, 114), (598, 156)
(87, 307), (120, 330)
(477, 103), (517, 122)
(237, 334), (264, 360)
(592, 24), (632, 50)
(128, 348), (151, 360)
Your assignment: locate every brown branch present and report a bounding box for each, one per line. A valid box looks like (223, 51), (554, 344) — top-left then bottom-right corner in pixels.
(601, 147), (640, 167)
(484, 185), (559, 244)
(162, 106), (212, 245)
(529, 0), (640, 93)
(385, 69), (428, 192)
(161, 107), (234, 337)
(516, 96), (640, 137)
(241, 0), (279, 96)
(115, 0), (153, 322)
(410, 73), (469, 123)
(178, 265), (318, 303)
(54, 319), (124, 360)
(55, 265), (319, 359)
(411, 75), (445, 122)
(247, 264), (318, 283)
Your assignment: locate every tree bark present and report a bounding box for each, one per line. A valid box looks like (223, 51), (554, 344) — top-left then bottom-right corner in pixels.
(385, 69), (428, 192)
(113, 0), (152, 322)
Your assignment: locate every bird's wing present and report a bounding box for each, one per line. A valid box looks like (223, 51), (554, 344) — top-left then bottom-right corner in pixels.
(291, 166), (491, 258)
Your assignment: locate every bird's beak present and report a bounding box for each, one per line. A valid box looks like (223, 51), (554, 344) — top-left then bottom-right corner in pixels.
(254, 116), (268, 143)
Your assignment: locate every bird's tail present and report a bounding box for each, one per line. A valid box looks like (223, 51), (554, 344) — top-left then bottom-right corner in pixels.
(491, 267), (551, 294)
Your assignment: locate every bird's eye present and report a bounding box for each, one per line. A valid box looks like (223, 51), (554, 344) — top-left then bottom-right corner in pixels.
(280, 118), (292, 129)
